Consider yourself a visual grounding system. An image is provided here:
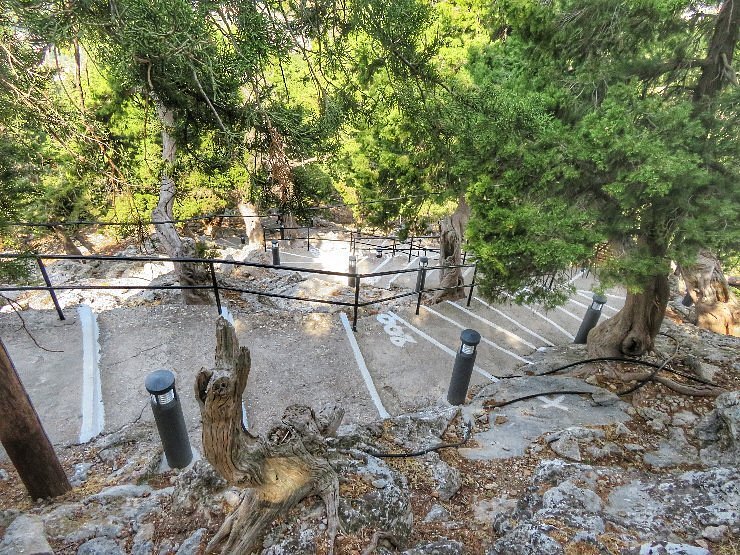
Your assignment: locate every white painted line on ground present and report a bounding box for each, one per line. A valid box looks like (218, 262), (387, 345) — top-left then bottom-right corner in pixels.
(463, 266), (474, 278)
(447, 301), (537, 351)
(78, 305), (105, 443)
(569, 270), (585, 284)
(281, 251), (320, 260)
(576, 291), (620, 313)
(386, 310), (498, 381)
(567, 297), (589, 309)
(555, 306), (582, 322)
(339, 312), (390, 419)
(368, 255), (395, 283)
(472, 296), (555, 347)
(423, 306), (533, 365)
(579, 289), (626, 301)
(503, 293), (575, 340)
(388, 259), (418, 287)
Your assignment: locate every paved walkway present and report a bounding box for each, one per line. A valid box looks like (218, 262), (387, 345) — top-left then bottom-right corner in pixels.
(0, 240), (628, 461)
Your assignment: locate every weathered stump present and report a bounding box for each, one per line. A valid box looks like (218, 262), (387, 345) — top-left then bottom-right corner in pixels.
(195, 318), (343, 554)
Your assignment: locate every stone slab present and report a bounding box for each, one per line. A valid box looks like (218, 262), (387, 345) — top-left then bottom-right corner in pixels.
(460, 376), (631, 460)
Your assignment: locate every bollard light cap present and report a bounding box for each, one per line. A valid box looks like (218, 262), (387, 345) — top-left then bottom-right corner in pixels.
(592, 293), (608, 305)
(460, 329), (481, 346)
(145, 369), (176, 395)
(420, 256), (429, 266)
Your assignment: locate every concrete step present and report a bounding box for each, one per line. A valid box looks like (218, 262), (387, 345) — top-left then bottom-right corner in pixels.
(349, 309), (495, 416)
(396, 305), (532, 377)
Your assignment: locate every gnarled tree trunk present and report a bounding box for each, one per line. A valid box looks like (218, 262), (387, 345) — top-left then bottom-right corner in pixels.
(151, 103), (210, 304)
(588, 274), (669, 358)
(195, 318), (343, 554)
(237, 202), (264, 247)
(680, 251), (740, 336)
(434, 196), (470, 302)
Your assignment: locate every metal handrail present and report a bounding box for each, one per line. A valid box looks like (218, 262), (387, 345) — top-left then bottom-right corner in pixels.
(0, 251), (477, 332)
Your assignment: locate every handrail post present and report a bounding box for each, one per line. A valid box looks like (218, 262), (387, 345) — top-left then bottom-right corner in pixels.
(415, 264), (427, 315)
(466, 262), (478, 307)
(36, 257), (65, 320)
(263, 228), (267, 252)
(352, 275), (361, 332)
(208, 262), (222, 315)
(408, 236), (413, 262)
(306, 226), (310, 251)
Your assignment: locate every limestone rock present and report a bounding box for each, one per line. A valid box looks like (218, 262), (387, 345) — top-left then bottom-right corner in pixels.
(429, 456), (461, 501)
(76, 537), (125, 555)
(643, 428), (700, 468)
(403, 540), (464, 554)
(423, 505), (451, 523)
(695, 391), (740, 466)
(175, 528), (205, 554)
(488, 523), (564, 555)
(637, 542), (709, 555)
(0, 514), (53, 555)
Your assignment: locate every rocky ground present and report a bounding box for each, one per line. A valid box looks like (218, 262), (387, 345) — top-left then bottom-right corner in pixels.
(0, 228), (738, 554)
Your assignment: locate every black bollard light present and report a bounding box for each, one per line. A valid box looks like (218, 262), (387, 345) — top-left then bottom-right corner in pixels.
(240, 235), (246, 245)
(145, 370), (192, 469)
(574, 293), (608, 344)
(415, 256), (429, 292)
(682, 292), (693, 307)
(271, 240), (280, 265)
(375, 245), (383, 258)
(447, 329), (481, 405)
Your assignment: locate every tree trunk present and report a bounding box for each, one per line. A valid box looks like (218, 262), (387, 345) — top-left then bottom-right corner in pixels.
(680, 251), (740, 336)
(151, 103), (210, 304)
(195, 318), (343, 554)
(434, 196), (470, 302)
(0, 338), (71, 499)
(53, 226), (82, 256)
(237, 202), (264, 247)
(587, 274), (669, 358)
(694, 0), (739, 102)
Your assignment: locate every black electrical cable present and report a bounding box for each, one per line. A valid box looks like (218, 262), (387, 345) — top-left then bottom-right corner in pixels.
(358, 340), (723, 458)
(536, 356), (720, 387)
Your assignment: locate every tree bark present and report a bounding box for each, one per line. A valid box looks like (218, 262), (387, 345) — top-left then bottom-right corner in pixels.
(0, 338), (71, 499)
(53, 226), (82, 256)
(587, 274), (669, 358)
(694, 0), (739, 102)
(680, 251), (740, 336)
(237, 202), (264, 247)
(434, 196), (470, 302)
(195, 318), (343, 554)
(151, 103), (210, 304)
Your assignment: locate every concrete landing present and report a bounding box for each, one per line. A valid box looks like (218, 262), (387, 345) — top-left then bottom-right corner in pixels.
(97, 305), (379, 449)
(0, 310), (84, 457)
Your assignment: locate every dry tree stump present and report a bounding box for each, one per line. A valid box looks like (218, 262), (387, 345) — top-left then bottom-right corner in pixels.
(195, 318), (344, 554)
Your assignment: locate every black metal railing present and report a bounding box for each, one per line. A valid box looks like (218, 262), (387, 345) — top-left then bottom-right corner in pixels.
(261, 226), (447, 262)
(0, 252), (477, 331)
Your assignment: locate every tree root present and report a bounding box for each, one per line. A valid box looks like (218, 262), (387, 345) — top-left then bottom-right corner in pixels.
(361, 530), (401, 555)
(618, 370), (723, 397)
